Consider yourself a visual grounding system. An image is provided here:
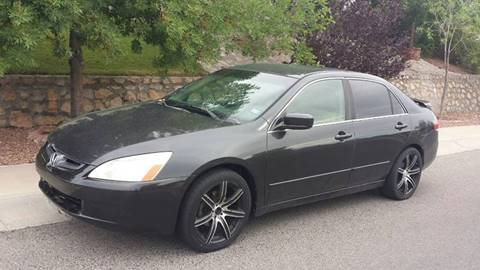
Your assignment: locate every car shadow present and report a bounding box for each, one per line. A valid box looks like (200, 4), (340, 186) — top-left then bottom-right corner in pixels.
(56, 188), (392, 255)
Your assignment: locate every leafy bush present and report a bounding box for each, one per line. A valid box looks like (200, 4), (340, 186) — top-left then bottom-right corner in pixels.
(309, 0), (410, 78)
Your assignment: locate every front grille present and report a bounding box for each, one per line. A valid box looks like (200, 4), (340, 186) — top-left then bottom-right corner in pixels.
(42, 143), (84, 171)
(39, 180), (82, 214)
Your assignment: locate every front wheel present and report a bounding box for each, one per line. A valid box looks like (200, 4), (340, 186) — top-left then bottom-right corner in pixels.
(382, 147), (423, 200)
(179, 169), (251, 252)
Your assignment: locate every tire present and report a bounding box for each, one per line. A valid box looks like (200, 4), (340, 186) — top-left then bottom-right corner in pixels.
(179, 169), (251, 252)
(382, 147), (423, 200)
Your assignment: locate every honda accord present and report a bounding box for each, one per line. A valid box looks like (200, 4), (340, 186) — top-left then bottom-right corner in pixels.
(36, 64), (438, 252)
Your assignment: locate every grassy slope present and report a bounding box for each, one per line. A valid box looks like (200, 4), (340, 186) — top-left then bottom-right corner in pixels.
(7, 38), (200, 76)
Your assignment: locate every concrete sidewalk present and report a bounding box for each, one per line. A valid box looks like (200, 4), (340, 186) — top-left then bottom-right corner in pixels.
(437, 125), (480, 156)
(1, 125), (479, 232)
(0, 164), (70, 231)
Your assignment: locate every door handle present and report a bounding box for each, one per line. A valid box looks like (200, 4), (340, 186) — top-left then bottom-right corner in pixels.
(395, 122), (408, 130)
(335, 131), (353, 141)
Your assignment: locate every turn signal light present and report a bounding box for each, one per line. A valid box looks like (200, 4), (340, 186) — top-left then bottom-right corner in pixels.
(433, 121), (440, 130)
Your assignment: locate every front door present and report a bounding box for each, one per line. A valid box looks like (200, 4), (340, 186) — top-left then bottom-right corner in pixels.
(266, 79), (355, 205)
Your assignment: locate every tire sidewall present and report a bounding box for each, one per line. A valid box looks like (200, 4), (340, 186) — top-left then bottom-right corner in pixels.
(179, 169), (251, 252)
(388, 148), (423, 200)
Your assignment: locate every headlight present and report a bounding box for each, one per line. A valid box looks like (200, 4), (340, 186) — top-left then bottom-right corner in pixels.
(88, 152), (172, 182)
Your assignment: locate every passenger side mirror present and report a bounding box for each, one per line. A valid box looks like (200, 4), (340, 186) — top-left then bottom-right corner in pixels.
(276, 113), (314, 130)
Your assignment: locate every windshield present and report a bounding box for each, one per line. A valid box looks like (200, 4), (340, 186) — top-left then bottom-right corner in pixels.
(165, 69), (296, 123)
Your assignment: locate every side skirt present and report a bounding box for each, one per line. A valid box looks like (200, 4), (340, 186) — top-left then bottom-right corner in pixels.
(254, 180), (385, 217)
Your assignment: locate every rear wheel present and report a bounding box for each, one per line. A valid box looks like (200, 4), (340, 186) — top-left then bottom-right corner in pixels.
(382, 147), (423, 200)
(179, 169), (251, 252)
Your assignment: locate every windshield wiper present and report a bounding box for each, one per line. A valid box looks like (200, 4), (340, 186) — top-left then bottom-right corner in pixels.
(160, 99), (191, 114)
(192, 105), (223, 121)
(163, 99), (225, 122)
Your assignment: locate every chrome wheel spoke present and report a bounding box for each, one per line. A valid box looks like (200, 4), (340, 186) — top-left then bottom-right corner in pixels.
(205, 218), (218, 245)
(397, 178), (405, 189)
(405, 175), (416, 189)
(407, 155), (418, 170)
(218, 216), (231, 240)
(219, 181), (228, 203)
(195, 213), (213, 228)
(223, 208), (246, 219)
(202, 194), (215, 210)
(405, 155), (410, 169)
(222, 189), (244, 208)
(397, 168), (404, 174)
(403, 178), (409, 193)
(409, 168), (421, 175)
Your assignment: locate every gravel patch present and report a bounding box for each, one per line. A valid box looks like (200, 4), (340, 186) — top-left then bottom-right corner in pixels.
(440, 112), (480, 128)
(0, 128), (47, 165)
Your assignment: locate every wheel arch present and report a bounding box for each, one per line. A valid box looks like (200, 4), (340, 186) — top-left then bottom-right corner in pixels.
(389, 143), (425, 176)
(406, 143), (424, 162)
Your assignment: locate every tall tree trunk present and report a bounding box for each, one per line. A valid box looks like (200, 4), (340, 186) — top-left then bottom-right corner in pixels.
(439, 51), (449, 119)
(69, 30), (83, 117)
(409, 21), (416, 48)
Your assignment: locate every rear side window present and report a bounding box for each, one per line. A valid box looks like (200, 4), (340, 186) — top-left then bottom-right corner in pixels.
(350, 80), (392, 118)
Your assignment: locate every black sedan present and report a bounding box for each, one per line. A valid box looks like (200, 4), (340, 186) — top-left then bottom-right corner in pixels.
(36, 64), (439, 252)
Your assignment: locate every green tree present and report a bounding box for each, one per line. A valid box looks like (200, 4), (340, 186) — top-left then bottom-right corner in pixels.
(1, 0), (331, 117)
(0, 1), (45, 75)
(424, 0), (480, 117)
(402, 0), (428, 48)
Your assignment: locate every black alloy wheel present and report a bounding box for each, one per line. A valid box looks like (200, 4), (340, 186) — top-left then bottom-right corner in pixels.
(179, 169), (251, 252)
(382, 147), (423, 200)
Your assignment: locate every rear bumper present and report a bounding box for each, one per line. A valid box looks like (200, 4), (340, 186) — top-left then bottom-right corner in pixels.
(36, 159), (188, 234)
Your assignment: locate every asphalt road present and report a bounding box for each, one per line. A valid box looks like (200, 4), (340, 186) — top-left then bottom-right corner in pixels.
(1, 150), (479, 270)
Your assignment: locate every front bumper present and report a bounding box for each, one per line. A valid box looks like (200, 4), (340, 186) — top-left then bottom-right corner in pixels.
(36, 156), (188, 234)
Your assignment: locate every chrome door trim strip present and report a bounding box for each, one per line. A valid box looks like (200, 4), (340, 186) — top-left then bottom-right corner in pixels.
(269, 160), (390, 187)
(352, 160), (391, 170)
(269, 168), (351, 187)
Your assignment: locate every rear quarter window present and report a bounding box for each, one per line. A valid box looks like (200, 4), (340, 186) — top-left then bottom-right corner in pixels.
(390, 92), (405, 114)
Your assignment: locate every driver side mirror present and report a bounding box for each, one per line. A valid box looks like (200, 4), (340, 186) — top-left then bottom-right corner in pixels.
(275, 113), (314, 130)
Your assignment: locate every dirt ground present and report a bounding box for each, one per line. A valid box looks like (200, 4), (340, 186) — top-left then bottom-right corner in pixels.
(0, 128), (48, 165)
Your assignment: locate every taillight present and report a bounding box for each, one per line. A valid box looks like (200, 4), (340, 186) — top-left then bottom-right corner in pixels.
(433, 121), (440, 130)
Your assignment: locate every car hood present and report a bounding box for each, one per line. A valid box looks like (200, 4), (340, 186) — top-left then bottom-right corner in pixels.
(48, 101), (232, 164)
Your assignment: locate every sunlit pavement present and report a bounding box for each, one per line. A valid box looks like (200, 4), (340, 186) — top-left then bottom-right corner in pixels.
(1, 150), (479, 269)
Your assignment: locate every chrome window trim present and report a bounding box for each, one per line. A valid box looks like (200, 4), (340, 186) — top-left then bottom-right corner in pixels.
(269, 161), (391, 187)
(267, 113), (408, 134)
(267, 77), (409, 132)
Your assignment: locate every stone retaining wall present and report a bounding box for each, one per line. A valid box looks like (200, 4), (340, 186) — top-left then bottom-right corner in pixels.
(1, 72), (479, 128)
(391, 73), (480, 114)
(0, 75), (198, 128)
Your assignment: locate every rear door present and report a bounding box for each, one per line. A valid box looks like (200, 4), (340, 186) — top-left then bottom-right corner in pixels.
(266, 79), (355, 204)
(348, 79), (411, 186)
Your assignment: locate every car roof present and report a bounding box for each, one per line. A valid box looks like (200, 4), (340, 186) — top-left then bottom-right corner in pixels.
(230, 63), (327, 79)
(229, 63), (382, 81)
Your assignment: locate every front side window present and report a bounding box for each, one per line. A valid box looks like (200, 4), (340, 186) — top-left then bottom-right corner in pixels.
(166, 69), (296, 123)
(350, 80), (392, 118)
(286, 80), (346, 124)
